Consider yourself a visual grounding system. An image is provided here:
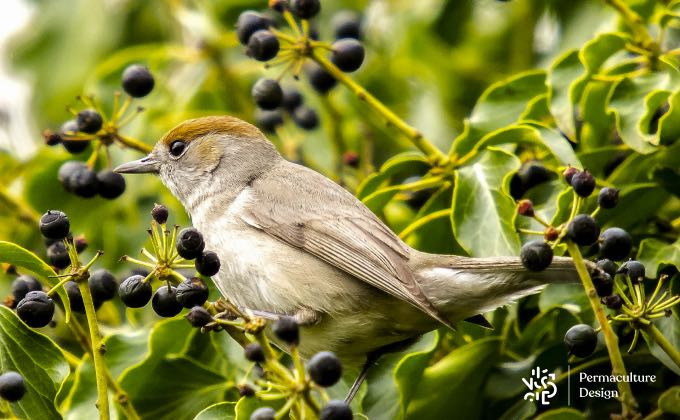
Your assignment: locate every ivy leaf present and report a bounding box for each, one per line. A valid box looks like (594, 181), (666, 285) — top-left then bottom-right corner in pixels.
(547, 50), (584, 139)
(658, 386), (680, 415)
(194, 402), (236, 420)
(355, 152), (429, 200)
(535, 407), (587, 419)
(0, 306), (69, 419)
(636, 238), (680, 278)
(405, 338), (501, 419)
(451, 147), (521, 257)
(0, 241), (71, 323)
(450, 71), (547, 157)
(234, 396), (284, 420)
(640, 317), (680, 375)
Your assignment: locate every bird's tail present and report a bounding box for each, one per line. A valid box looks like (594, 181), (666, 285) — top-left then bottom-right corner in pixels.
(411, 253), (589, 324)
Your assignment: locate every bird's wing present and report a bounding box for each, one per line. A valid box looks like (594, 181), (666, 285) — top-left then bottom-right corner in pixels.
(239, 162), (453, 328)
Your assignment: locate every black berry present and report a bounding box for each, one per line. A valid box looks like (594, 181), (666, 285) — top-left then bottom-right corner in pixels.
(236, 11), (270, 45)
(307, 351), (342, 387)
(39, 210), (70, 240)
(64, 281), (85, 313)
(331, 39), (365, 72)
(186, 306), (213, 327)
(47, 241), (71, 270)
(89, 269), (117, 302)
(96, 170), (126, 199)
(599, 227), (632, 261)
(290, 0), (320, 19)
(598, 187), (619, 209)
(596, 259), (618, 277)
(16, 291), (55, 328)
(58, 161), (86, 192)
(568, 214), (600, 246)
(43, 129), (62, 146)
(273, 316), (299, 345)
(618, 260), (646, 282)
(307, 63), (337, 93)
(195, 251), (221, 277)
(255, 109), (284, 133)
(61, 120), (90, 154)
(76, 109), (103, 134)
(250, 407), (276, 420)
(292, 106), (319, 130)
(563, 166), (579, 184)
(175, 277), (209, 308)
(74, 236), (88, 253)
(122, 65), (155, 98)
(244, 343), (266, 363)
(67, 165), (99, 198)
(518, 162), (552, 191)
(281, 87), (303, 111)
(602, 294), (623, 310)
(332, 11), (362, 40)
(320, 400), (353, 420)
(564, 324), (598, 358)
(252, 78), (283, 110)
(0, 372), (26, 402)
(520, 241), (553, 271)
(592, 272), (613, 297)
(570, 170), (596, 197)
(176, 228), (205, 260)
(152, 286), (183, 317)
(238, 384), (255, 397)
(151, 204), (169, 224)
(11, 275), (42, 304)
(247, 30), (280, 61)
(119, 275), (152, 308)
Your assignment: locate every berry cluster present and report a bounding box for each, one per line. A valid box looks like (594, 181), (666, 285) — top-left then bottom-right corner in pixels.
(118, 205), (218, 318)
(45, 64), (155, 199)
(236, 2), (365, 136)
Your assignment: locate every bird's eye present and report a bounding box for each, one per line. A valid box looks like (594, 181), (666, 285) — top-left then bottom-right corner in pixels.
(169, 140), (186, 157)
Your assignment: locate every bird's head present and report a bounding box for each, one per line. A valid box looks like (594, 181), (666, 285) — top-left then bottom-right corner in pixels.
(115, 115), (280, 209)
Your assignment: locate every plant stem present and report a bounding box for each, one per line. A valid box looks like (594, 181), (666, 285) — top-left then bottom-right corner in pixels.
(115, 134), (153, 154)
(78, 281), (110, 420)
(310, 51), (448, 166)
(398, 209), (450, 239)
(603, 0), (658, 50)
(643, 323), (680, 369)
(0, 185), (39, 225)
(566, 241), (637, 416)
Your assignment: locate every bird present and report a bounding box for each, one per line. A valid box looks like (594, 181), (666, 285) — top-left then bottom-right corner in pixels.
(115, 115), (596, 399)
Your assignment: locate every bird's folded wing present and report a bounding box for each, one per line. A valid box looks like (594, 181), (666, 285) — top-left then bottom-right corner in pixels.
(238, 167), (452, 328)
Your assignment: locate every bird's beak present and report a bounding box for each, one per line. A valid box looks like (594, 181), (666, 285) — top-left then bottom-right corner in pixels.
(113, 155), (160, 174)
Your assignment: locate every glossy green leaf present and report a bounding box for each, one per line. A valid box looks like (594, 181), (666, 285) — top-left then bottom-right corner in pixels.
(405, 338), (501, 419)
(0, 241), (71, 322)
(499, 398), (536, 420)
(547, 50), (583, 139)
(451, 147), (521, 257)
(194, 402), (236, 420)
(636, 238), (680, 278)
(640, 317), (680, 375)
(535, 407), (587, 419)
(0, 306), (69, 419)
(450, 71), (547, 157)
(355, 152), (430, 200)
(658, 385), (680, 414)
(234, 395), (284, 420)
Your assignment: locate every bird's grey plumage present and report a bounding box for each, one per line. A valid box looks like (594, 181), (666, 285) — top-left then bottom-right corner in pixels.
(115, 116), (596, 368)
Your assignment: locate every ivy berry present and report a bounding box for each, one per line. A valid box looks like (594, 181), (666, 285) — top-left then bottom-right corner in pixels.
(121, 64), (155, 98)
(11, 275), (42, 305)
(175, 277), (209, 308)
(16, 291), (55, 328)
(570, 170), (595, 197)
(599, 227), (632, 261)
(244, 343), (266, 363)
(236, 11), (270, 45)
(564, 324), (598, 358)
(39, 210), (70, 240)
(246, 30), (280, 62)
(151, 204), (169, 224)
(0, 372), (26, 402)
(273, 316), (300, 346)
(290, 0), (321, 19)
(598, 187), (619, 209)
(76, 109), (103, 134)
(251, 407), (276, 420)
(176, 228), (205, 260)
(618, 260), (646, 282)
(152, 286), (183, 317)
(195, 251), (221, 277)
(331, 39), (365, 73)
(119, 275), (153, 308)
(185, 306), (213, 328)
(567, 214), (600, 246)
(520, 241), (553, 272)
(252, 78), (283, 110)
(89, 269), (118, 303)
(96, 170), (126, 199)
(320, 400), (353, 420)
(307, 351), (343, 387)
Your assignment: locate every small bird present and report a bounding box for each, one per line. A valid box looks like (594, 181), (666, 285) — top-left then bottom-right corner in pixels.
(115, 116), (594, 397)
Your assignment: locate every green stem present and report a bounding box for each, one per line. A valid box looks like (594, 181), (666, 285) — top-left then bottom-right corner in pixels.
(566, 241), (637, 416)
(398, 209), (450, 239)
(603, 0), (658, 51)
(0, 185), (39, 225)
(642, 323), (680, 369)
(114, 134), (152, 154)
(78, 281), (110, 420)
(310, 51), (448, 166)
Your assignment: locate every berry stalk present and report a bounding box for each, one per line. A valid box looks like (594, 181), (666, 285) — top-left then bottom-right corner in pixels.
(310, 51), (448, 166)
(603, 0), (657, 52)
(77, 280), (111, 420)
(566, 241), (637, 416)
(642, 323), (680, 369)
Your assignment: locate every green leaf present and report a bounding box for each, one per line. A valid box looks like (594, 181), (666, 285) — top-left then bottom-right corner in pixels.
(547, 50), (584, 139)
(499, 399), (535, 420)
(194, 402), (236, 420)
(658, 88), (680, 144)
(579, 33), (627, 75)
(535, 407), (587, 419)
(0, 306), (69, 419)
(234, 396), (284, 420)
(658, 385), (680, 415)
(451, 147), (521, 257)
(355, 152), (430, 200)
(405, 337), (501, 419)
(578, 81), (615, 151)
(0, 241), (71, 322)
(539, 284), (593, 323)
(594, 183), (669, 231)
(450, 71), (547, 157)
(636, 238), (680, 278)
